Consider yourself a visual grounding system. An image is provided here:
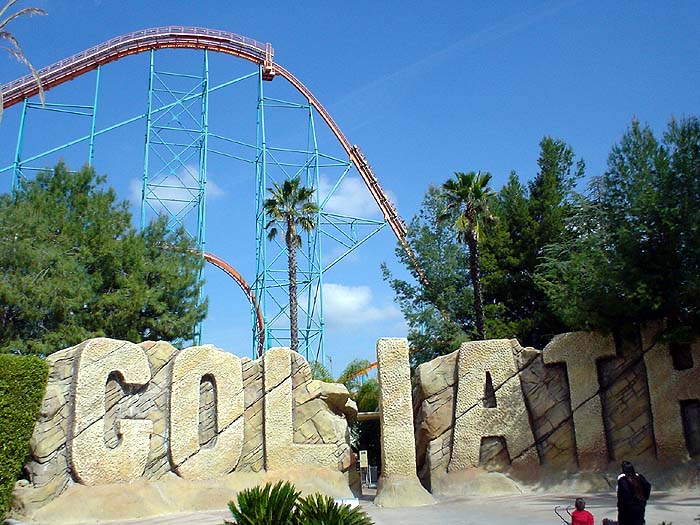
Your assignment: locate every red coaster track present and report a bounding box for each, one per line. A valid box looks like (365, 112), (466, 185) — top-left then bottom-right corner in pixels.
(203, 251), (265, 357)
(1, 26), (426, 282)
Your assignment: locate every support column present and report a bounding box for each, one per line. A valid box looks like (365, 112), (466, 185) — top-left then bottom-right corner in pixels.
(253, 65), (268, 357)
(88, 66), (101, 166)
(11, 97), (29, 194)
(374, 338), (435, 507)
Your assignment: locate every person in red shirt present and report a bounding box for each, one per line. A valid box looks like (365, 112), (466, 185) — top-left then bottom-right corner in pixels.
(571, 497), (594, 525)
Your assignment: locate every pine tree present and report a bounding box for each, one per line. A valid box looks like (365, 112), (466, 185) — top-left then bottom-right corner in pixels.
(0, 162), (206, 355)
(537, 117), (700, 341)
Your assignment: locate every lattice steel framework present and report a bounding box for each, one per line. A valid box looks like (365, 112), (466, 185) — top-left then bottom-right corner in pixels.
(140, 50), (210, 344)
(10, 66), (102, 192)
(0, 29), (407, 361)
(253, 67), (386, 363)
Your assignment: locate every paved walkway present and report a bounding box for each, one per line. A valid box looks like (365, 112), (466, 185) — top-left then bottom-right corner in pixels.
(57, 490), (699, 525)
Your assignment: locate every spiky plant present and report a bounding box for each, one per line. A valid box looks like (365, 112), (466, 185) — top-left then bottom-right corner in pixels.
(0, 0), (46, 121)
(295, 493), (374, 525)
(224, 481), (300, 525)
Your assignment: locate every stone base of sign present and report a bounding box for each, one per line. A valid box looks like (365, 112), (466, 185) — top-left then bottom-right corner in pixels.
(373, 476), (435, 508)
(12, 339), (358, 522)
(426, 462), (700, 499)
(374, 338), (436, 509)
(11, 467), (355, 524)
(429, 469), (523, 497)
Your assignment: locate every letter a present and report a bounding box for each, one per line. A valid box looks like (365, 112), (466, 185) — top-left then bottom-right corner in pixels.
(449, 340), (538, 472)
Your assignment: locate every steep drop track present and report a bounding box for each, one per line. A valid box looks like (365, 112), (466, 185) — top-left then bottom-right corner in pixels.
(203, 251), (264, 357)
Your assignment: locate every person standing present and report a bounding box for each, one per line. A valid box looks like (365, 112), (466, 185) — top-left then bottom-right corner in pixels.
(571, 498), (594, 525)
(617, 461), (651, 525)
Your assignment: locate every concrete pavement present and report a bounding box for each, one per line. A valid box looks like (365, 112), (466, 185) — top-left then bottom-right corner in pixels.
(48, 490), (699, 525)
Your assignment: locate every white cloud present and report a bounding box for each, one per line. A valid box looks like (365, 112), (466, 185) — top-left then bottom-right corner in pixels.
(206, 178), (226, 199)
(322, 245), (360, 267)
(129, 165), (225, 213)
(323, 283), (400, 329)
(319, 175), (394, 218)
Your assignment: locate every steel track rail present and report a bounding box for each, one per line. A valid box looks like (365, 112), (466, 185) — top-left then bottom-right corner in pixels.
(203, 251), (265, 357)
(1, 26), (428, 286)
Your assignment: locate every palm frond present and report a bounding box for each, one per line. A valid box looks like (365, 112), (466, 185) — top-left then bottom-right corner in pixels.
(0, 1), (46, 122)
(0, 6), (47, 30)
(297, 215), (316, 234)
(301, 201), (319, 214)
(226, 481), (300, 525)
(441, 170), (495, 244)
(0, 0), (19, 22)
(266, 226), (278, 242)
(263, 177), (317, 248)
(296, 492), (374, 524)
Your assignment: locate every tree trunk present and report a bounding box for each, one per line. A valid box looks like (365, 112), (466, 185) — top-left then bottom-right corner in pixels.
(286, 217), (299, 353)
(467, 230), (485, 340)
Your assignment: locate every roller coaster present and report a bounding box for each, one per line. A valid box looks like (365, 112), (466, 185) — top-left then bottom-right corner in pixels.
(1, 27), (425, 361)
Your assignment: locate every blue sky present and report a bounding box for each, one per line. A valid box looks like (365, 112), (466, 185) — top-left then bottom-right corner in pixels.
(1, 1), (699, 376)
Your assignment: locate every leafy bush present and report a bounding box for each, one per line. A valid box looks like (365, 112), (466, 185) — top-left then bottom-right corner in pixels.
(296, 493), (374, 525)
(224, 481), (300, 525)
(0, 354), (48, 517)
(224, 481), (374, 525)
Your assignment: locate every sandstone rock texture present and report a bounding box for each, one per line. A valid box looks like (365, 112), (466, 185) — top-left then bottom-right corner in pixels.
(448, 339), (538, 473)
(23, 468), (354, 525)
(14, 338), (356, 520)
(374, 338), (434, 507)
(414, 329), (700, 495)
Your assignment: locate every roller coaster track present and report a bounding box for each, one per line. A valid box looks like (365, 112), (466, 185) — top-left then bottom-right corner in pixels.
(203, 251), (265, 357)
(346, 360), (378, 382)
(1, 26), (428, 287)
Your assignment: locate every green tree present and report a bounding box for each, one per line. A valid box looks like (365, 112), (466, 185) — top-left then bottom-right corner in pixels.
(335, 359), (381, 466)
(264, 177), (319, 353)
(355, 378), (379, 413)
(0, 0), (46, 121)
(382, 186), (472, 366)
(481, 137), (583, 347)
(384, 137), (584, 359)
(478, 172), (535, 340)
(353, 377), (380, 468)
(336, 358), (373, 395)
(0, 162), (206, 355)
(0, 354), (47, 516)
(537, 117), (700, 341)
(309, 360), (333, 382)
(440, 171), (495, 340)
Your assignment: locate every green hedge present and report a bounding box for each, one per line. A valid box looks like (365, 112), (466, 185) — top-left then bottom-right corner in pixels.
(0, 354), (48, 517)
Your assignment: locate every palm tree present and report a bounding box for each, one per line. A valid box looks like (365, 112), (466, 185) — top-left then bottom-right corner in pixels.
(441, 171), (495, 340)
(264, 176), (319, 353)
(337, 358), (373, 395)
(0, 0), (46, 121)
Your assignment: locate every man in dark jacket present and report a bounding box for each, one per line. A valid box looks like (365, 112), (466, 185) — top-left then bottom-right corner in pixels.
(617, 461), (651, 525)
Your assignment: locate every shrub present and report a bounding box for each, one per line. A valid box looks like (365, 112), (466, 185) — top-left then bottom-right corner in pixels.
(224, 481), (300, 525)
(296, 492), (374, 525)
(0, 354), (48, 517)
(224, 481), (374, 525)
